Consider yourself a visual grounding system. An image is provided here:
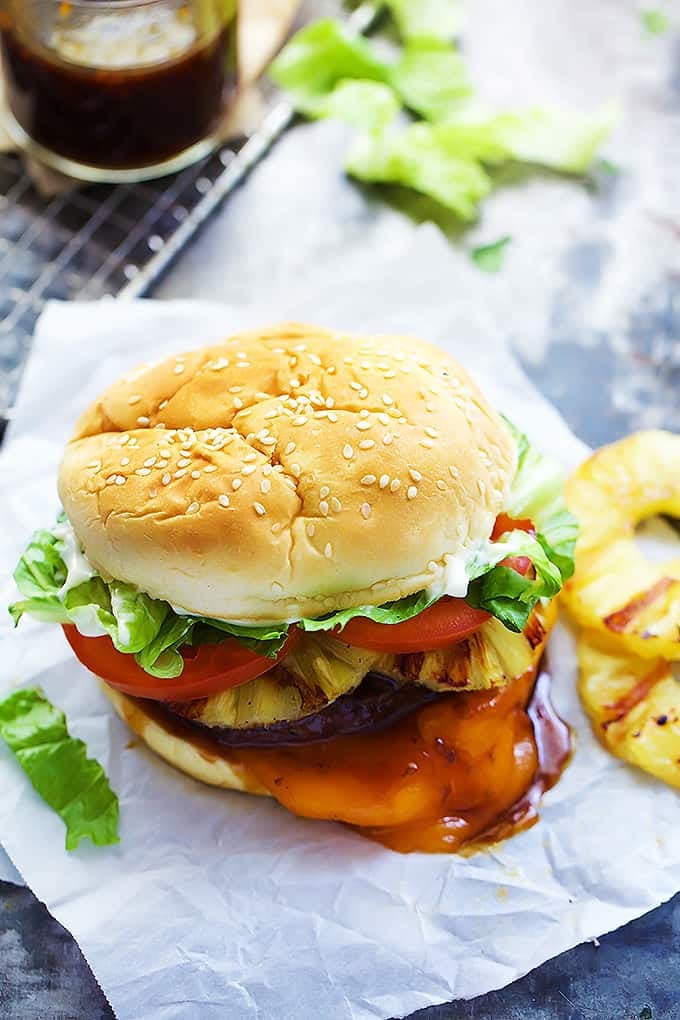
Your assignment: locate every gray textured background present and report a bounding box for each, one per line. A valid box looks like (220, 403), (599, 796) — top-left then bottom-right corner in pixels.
(1, 0), (679, 1015)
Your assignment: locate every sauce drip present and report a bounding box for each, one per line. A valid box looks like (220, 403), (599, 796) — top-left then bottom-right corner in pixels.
(238, 666), (571, 853)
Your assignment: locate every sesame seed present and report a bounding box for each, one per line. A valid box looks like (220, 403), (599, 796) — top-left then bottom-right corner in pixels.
(309, 353), (322, 366)
(174, 469), (187, 479)
(290, 463), (301, 477)
(420, 439), (435, 449)
(236, 362), (251, 369)
(137, 416), (150, 426)
(355, 421), (372, 431)
(119, 434), (130, 445)
(359, 439), (375, 450)
(178, 458), (191, 468)
(390, 478), (401, 492)
(254, 502), (266, 517)
(105, 475), (117, 485)
(328, 412), (339, 423)
(261, 479), (272, 494)
(186, 501), (200, 514)
(128, 395), (141, 405)
(377, 413), (390, 426)
(120, 456), (130, 466)
(409, 469), (422, 483)
(425, 402), (435, 413)
(144, 457), (156, 467)
(382, 394), (394, 406)
(159, 449), (171, 459)
(232, 478), (243, 490)
(307, 522), (316, 537)
(382, 433), (393, 445)
(263, 464), (273, 477)
(436, 479), (447, 491)
(162, 473), (171, 485)
(242, 464), (256, 476)
(229, 385), (243, 394)
(272, 581), (284, 594)
(218, 494), (230, 508)
(320, 485), (330, 499)
(264, 409), (278, 420)
(349, 381), (362, 391)
(204, 465), (217, 474)
(289, 377), (301, 388)
(233, 398), (244, 410)
(159, 399), (169, 411)
(115, 475), (126, 485)
(327, 365), (336, 375)
(324, 542), (333, 559)
(343, 444), (354, 459)
(319, 500), (329, 516)
(361, 474), (376, 486)
(359, 388), (368, 399)
(379, 474), (390, 489)
(190, 470), (201, 479)
(325, 396), (335, 409)
(359, 409), (369, 418)
(425, 426), (438, 439)
(343, 356), (353, 365)
(331, 497), (342, 513)
(210, 357), (229, 371)
(243, 452), (257, 463)
(173, 363), (185, 374)
(136, 468), (151, 476)
(293, 416), (307, 426)
(449, 465), (460, 479)
(428, 561), (438, 573)
(360, 502), (371, 519)
(284, 442), (296, 455)
(407, 485), (418, 500)
(384, 370), (396, 379)
(272, 347), (285, 354)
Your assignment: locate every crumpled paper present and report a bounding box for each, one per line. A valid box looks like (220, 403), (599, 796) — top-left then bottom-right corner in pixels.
(0, 0), (300, 194)
(1, 238), (679, 1020)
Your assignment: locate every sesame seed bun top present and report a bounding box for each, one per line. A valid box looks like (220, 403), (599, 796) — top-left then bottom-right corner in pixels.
(57, 323), (517, 622)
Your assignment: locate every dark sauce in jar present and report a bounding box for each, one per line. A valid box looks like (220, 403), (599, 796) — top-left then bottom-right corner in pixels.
(0, 3), (238, 171)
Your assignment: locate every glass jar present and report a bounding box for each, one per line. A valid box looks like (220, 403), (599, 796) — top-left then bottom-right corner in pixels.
(0, 0), (238, 182)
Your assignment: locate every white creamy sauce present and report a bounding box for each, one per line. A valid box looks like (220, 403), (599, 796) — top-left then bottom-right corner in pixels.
(53, 520), (97, 596)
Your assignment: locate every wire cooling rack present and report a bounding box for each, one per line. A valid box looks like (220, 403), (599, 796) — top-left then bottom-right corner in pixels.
(0, 2), (377, 433)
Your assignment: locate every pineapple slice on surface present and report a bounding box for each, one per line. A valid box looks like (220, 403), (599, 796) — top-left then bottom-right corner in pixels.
(578, 630), (680, 789)
(563, 430), (680, 660)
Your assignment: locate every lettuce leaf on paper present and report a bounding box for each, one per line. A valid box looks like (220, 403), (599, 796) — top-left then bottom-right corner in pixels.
(9, 524), (289, 679)
(390, 39), (471, 121)
(383, 0), (465, 41)
(0, 687), (119, 850)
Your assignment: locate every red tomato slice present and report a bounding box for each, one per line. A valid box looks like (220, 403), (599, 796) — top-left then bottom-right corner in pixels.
(62, 624), (296, 701)
(492, 513), (536, 539)
(337, 599), (491, 654)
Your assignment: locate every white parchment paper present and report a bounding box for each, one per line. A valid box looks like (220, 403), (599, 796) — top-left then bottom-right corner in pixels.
(1, 230), (679, 1019)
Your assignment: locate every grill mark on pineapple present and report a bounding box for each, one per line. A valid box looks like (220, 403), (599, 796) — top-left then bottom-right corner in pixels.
(601, 661), (669, 729)
(604, 578), (674, 634)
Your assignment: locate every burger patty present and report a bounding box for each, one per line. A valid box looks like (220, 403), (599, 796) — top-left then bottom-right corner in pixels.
(158, 673), (442, 747)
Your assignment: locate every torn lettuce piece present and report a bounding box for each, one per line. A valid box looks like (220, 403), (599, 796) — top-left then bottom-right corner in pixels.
(390, 39), (471, 121)
(269, 19), (392, 115)
(383, 0), (465, 41)
(345, 123), (492, 220)
(304, 79), (400, 130)
(0, 687), (119, 850)
(482, 106), (616, 174)
(471, 235), (512, 272)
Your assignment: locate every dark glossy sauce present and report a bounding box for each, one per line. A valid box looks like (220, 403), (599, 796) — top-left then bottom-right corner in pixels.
(0, 8), (237, 169)
(131, 664), (571, 855)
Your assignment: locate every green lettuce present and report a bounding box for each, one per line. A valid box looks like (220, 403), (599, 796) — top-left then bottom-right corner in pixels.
(0, 687), (119, 850)
(299, 589), (434, 633)
(390, 39), (471, 121)
(471, 235), (512, 272)
(9, 525), (289, 679)
(383, 0), (465, 41)
(305, 80), (400, 131)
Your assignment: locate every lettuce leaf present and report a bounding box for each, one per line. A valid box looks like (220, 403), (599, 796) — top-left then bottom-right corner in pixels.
(484, 106), (616, 174)
(299, 589), (434, 633)
(305, 80), (400, 131)
(383, 0), (465, 41)
(0, 688), (119, 850)
(269, 19), (391, 115)
(390, 39), (471, 121)
(345, 124), (492, 220)
(9, 523), (289, 679)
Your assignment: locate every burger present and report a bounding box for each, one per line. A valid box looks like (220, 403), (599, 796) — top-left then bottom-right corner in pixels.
(10, 324), (576, 853)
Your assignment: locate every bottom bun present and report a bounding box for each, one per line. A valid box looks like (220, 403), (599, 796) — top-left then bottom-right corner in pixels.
(102, 682), (271, 797)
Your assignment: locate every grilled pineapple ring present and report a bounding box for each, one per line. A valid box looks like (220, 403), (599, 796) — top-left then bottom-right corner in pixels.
(171, 602), (555, 732)
(578, 630), (680, 789)
(563, 430), (680, 661)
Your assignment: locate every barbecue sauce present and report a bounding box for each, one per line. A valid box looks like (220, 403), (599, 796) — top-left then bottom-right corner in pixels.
(0, 6), (237, 170)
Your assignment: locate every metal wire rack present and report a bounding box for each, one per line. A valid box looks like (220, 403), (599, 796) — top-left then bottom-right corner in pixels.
(0, 2), (377, 432)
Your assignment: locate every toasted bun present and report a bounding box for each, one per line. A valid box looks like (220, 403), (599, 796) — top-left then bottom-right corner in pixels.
(102, 682), (271, 797)
(59, 324), (516, 621)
